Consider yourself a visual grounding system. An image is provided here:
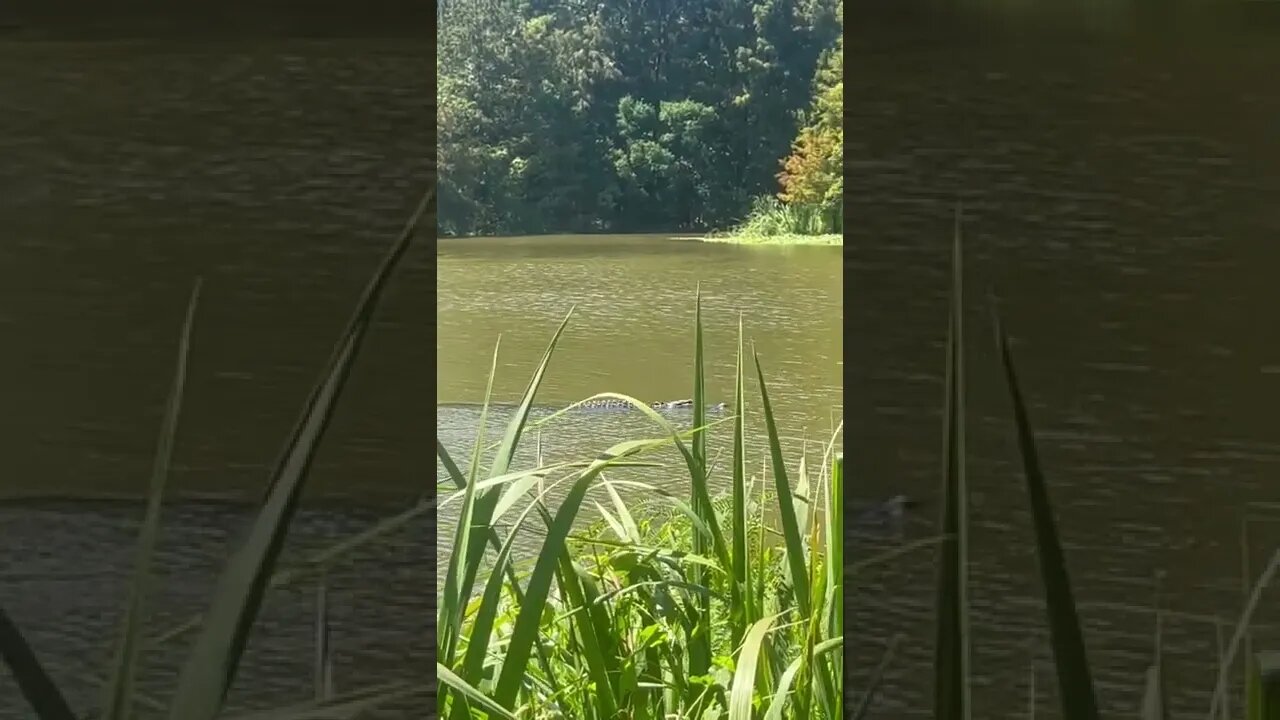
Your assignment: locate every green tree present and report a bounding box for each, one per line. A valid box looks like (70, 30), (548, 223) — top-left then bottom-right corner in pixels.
(437, 0), (841, 236)
(777, 25), (842, 216)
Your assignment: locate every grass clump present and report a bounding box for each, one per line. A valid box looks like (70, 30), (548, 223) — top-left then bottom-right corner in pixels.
(435, 291), (846, 720)
(708, 196), (842, 246)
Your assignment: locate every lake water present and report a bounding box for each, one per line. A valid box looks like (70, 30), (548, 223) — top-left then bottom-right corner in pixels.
(846, 12), (1280, 718)
(0, 25), (432, 718)
(435, 234), (844, 571)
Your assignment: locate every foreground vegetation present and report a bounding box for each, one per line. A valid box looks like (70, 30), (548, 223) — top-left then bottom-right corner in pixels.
(3, 185), (1277, 719)
(438, 218), (1280, 719)
(436, 296), (845, 719)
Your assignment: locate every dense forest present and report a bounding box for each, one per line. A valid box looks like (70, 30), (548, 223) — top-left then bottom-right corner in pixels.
(437, 0), (844, 236)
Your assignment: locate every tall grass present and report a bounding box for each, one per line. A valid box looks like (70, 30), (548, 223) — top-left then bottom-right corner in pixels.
(3, 192), (1275, 720)
(934, 209), (971, 720)
(725, 196), (841, 240)
(435, 294), (845, 719)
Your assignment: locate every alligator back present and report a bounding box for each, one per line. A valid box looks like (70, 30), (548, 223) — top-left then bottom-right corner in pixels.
(576, 398), (728, 413)
(437, 399), (729, 413)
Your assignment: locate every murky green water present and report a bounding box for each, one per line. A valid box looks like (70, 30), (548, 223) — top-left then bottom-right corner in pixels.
(436, 234), (844, 549)
(846, 14), (1280, 717)
(437, 235), (842, 410)
(0, 37), (431, 502)
(0, 29), (431, 718)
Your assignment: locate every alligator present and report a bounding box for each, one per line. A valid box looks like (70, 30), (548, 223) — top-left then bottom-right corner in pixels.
(435, 399), (729, 414)
(576, 397), (728, 413)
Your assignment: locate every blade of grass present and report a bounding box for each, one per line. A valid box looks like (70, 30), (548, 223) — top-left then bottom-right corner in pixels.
(168, 329), (362, 719)
(258, 187), (431, 502)
(602, 479), (641, 544)
(456, 486), (571, 720)
(851, 635), (901, 720)
(1217, 618), (1231, 720)
(795, 447), (811, 542)
(826, 452), (843, 641)
(440, 467), (603, 706)
(439, 337), (502, 679)
(1245, 653), (1280, 720)
(826, 451), (844, 720)
(595, 501), (630, 542)
(1242, 515), (1253, 717)
(935, 209), (970, 720)
(729, 614), (780, 720)
(994, 316), (1101, 720)
(101, 280), (200, 720)
(764, 636), (844, 720)
(753, 459), (768, 621)
(753, 345), (837, 710)
(1208, 549), (1280, 718)
(0, 604), (77, 720)
(751, 347), (810, 619)
(314, 578), (333, 702)
(168, 190), (424, 719)
(731, 314), (752, 640)
(455, 481), (574, 720)
(690, 283), (712, 679)
(553, 550), (621, 717)
(1141, 608), (1169, 720)
(438, 664), (518, 720)
(803, 515), (832, 719)
(449, 309), (575, 674)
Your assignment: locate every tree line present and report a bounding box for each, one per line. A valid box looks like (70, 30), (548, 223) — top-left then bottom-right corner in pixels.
(438, 0), (843, 236)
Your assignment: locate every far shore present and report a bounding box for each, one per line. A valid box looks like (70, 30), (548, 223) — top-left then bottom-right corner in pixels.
(440, 232), (843, 245)
(690, 232), (842, 246)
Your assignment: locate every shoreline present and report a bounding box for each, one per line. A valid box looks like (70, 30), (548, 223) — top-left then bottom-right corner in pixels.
(439, 231), (843, 246)
(699, 232), (842, 246)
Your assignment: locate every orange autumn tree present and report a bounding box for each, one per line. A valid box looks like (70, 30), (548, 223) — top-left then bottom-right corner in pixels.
(777, 23), (842, 222)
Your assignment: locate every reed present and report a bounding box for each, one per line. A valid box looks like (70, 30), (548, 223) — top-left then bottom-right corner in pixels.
(709, 196), (842, 245)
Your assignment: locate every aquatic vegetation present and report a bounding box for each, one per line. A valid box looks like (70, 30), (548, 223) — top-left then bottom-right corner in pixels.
(435, 290), (846, 719)
(715, 196), (842, 245)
